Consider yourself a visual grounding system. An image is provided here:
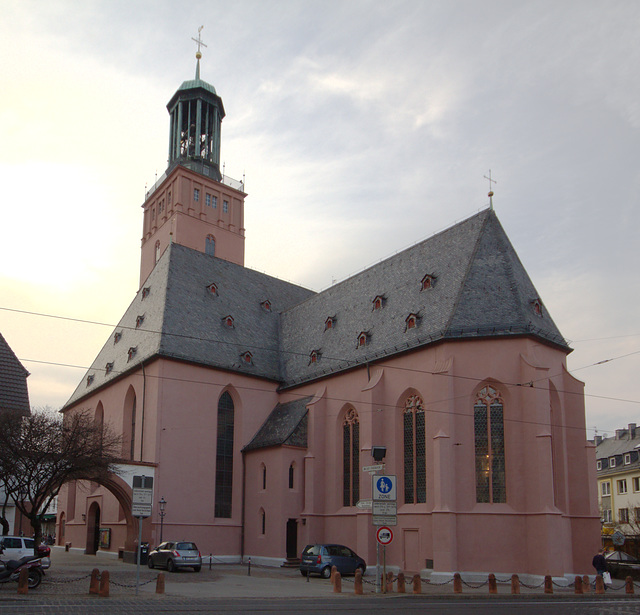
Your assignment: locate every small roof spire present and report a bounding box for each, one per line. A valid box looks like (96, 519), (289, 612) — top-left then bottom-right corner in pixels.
(192, 25), (208, 80)
(484, 170), (497, 210)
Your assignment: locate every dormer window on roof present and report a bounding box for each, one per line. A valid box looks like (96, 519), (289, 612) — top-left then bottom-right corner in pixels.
(223, 315), (235, 328)
(136, 315), (145, 329)
(372, 295), (386, 310)
(261, 300), (272, 312)
(325, 316), (336, 331)
(406, 313), (419, 330)
(105, 362), (114, 374)
(421, 274), (436, 291)
(532, 299), (543, 317)
(86, 374), (94, 387)
(357, 332), (370, 348)
(241, 351), (253, 364)
(142, 287), (150, 300)
(114, 332), (122, 344)
(207, 282), (218, 295)
(127, 347), (137, 362)
(309, 350), (321, 365)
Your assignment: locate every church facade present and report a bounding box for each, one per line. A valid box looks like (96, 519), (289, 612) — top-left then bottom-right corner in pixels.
(57, 57), (600, 578)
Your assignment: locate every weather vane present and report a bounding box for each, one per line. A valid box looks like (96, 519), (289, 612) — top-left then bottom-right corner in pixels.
(192, 25), (207, 59)
(483, 170), (497, 210)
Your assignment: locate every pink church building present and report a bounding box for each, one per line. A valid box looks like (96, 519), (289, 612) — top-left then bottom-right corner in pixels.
(57, 54), (600, 579)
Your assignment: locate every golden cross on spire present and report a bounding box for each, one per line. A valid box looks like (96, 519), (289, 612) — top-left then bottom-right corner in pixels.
(192, 25), (207, 59)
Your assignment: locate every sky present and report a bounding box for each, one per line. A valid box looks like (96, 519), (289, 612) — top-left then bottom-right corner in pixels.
(0, 0), (638, 438)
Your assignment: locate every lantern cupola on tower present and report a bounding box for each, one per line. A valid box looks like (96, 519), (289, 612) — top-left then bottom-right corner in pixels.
(166, 28), (225, 181)
(139, 28), (246, 288)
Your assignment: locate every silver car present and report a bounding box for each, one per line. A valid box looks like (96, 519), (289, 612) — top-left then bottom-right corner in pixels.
(147, 541), (201, 572)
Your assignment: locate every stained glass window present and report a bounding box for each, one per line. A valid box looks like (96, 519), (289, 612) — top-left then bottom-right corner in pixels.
(343, 408), (360, 506)
(215, 392), (234, 517)
(404, 395), (426, 504)
(474, 386), (506, 503)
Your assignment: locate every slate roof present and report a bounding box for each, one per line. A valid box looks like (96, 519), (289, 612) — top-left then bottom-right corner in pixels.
(279, 208), (569, 387)
(0, 332), (30, 415)
(65, 208), (569, 408)
(596, 432), (640, 459)
(243, 396), (311, 452)
(64, 245), (315, 407)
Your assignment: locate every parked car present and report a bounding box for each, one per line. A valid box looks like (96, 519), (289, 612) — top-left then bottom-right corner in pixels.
(0, 536), (51, 569)
(147, 541), (201, 572)
(300, 543), (366, 578)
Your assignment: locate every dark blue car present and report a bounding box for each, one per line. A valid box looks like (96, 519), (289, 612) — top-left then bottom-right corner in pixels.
(300, 544), (366, 578)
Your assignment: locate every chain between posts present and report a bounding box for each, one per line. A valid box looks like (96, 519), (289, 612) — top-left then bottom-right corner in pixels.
(42, 573), (93, 585)
(42, 572), (160, 589)
(348, 573), (640, 592)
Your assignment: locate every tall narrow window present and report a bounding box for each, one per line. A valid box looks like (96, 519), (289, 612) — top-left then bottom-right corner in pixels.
(289, 464), (295, 489)
(474, 386), (506, 503)
(262, 465), (267, 490)
(261, 509), (266, 535)
(130, 396), (136, 460)
(215, 392), (235, 518)
(343, 408), (360, 506)
(404, 395), (426, 503)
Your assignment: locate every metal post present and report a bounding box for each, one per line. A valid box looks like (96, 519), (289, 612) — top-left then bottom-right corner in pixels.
(159, 497), (166, 544)
(383, 544), (387, 594)
(248, 557), (251, 576)
(135, 516), (143, 596)
(376, 542), (380, 593)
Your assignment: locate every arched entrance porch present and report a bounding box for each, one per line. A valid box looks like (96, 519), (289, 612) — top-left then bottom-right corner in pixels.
(69, 472), (152, 555)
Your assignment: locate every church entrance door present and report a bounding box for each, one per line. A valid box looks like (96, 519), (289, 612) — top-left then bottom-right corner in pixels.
(286, 519), (298, 559)
(86, 502), (101, 555)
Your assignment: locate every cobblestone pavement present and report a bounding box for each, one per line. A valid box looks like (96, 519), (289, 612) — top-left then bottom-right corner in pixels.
(2, 548), (640, 612)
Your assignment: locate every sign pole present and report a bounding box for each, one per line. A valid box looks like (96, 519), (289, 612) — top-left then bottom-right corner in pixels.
(376, 541), (380, 593)
(135, 515), (143, 595)
(383, 544), (387, 594)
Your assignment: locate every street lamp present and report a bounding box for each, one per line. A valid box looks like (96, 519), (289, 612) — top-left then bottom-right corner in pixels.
(159, 497), (167, 543)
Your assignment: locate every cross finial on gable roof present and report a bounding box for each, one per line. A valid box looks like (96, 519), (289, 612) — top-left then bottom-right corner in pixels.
(483, 170), (497, 210)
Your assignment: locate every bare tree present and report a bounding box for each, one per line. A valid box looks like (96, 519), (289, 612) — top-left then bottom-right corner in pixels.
(0, 409), (121, 553)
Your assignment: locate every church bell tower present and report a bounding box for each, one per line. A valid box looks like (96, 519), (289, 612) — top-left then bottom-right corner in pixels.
(139, 28), (246, 287)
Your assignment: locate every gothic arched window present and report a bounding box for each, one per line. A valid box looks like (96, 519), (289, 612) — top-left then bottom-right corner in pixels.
(474, 386), (506, 503)
(343, 408), (360, 507)
(215, 392), (235, 518)
(404, 395), (426, 504)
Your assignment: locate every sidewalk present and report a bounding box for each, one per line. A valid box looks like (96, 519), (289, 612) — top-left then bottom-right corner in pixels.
(2, 548), (638, 601)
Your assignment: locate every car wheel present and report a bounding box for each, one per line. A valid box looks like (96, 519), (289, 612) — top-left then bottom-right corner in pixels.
(300, 570), (308, 577)
(27, 569), (42, 589)
(193, 566), (201, 572)
(147, 557), (154, 569)
(355, 565), (365, 576)
(321, 566), (332, 579)
(167, 559), (176, 573)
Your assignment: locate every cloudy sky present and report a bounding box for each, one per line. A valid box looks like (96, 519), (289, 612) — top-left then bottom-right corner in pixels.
(1, 0), (638, 437)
